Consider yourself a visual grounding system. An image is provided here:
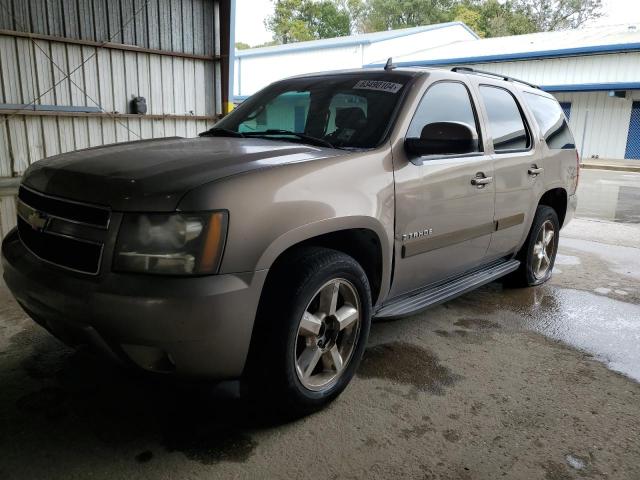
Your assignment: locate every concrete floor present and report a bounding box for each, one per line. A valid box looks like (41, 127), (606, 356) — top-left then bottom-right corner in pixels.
(1, 170), (639, 479)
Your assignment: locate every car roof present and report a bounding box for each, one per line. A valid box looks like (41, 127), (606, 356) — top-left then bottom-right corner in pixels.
(282, 66), (557, 101)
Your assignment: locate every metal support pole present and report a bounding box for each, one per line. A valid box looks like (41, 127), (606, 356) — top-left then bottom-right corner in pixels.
(580, 109), (590, 160)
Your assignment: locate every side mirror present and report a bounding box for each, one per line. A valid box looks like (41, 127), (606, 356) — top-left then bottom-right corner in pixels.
(404, 121), (477, 163)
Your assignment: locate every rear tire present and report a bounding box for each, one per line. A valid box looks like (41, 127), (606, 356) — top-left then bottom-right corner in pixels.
(504, 205), (559, 287)
(245, 247), (372, 416)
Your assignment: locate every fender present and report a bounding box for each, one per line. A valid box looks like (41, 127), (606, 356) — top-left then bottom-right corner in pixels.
(256, 215), (393, 304)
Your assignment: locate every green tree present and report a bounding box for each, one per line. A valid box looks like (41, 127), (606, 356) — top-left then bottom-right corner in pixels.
(263, 0), (604, 46)
(455, 0), (537, 37)
(514, 0), (603, 31)
(266, 0), (353, 43)
(360, 0), (455, 32)
(235, 41), (252, 50)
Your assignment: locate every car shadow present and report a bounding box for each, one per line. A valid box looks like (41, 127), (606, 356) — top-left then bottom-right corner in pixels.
(1, 327), (294, 467)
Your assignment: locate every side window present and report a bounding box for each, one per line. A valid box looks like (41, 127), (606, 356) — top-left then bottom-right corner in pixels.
(407, 82), (480, 151)
(524, 92), (576, 150)
(238, 91), (310, 133)
(479, 86), (530, 152)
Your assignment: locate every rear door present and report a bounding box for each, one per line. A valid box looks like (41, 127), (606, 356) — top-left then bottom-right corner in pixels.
(390, 79), (495, 297)
(474, 84), (544, 259)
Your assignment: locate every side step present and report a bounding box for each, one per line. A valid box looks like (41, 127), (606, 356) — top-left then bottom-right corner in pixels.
(374, 259), (520, 319)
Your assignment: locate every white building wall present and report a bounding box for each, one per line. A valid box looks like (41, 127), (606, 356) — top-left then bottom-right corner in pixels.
(234, 24), (477, 97)
(236, 44), (364, 97)
(554, 91), (635, 159)
(362, 24), (476, 65)
(465, 53), (640, 86)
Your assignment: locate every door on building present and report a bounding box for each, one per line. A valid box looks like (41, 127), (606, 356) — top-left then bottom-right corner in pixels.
(625, 101), (640, 160)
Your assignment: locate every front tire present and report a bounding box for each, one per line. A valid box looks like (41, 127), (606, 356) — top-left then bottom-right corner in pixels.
(245, 247), (372, 416)
(505, 205), (559, 287)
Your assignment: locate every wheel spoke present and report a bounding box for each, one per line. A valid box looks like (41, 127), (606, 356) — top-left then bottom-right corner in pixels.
(298, 346), (322, 379)
(329, 346), (343, 372)
(299, 311), (322, 336)
(544, 229), (554, 246)
(535, 253), (543, 273)
(318, 281), (340, 316)
(335, 305), (358, 331)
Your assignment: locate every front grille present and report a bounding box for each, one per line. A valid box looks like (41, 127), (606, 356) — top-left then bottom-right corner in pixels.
(18, 186), (110, 228)
(17, 187), (110, 275)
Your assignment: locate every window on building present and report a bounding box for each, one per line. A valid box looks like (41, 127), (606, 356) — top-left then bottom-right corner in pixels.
(407, 81), (480, 149)
(479, 86), (530, 152)
(524, 93), (576, 150)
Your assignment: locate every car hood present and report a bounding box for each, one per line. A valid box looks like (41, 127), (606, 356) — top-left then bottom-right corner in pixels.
(22, 137), (346, 211)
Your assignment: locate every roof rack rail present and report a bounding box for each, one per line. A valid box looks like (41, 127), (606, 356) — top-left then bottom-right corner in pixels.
(451, 66), (539, 89)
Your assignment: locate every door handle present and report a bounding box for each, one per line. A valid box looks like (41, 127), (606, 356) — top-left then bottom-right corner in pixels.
(471, 174), (493, 187)
(528, 166), (544, 176)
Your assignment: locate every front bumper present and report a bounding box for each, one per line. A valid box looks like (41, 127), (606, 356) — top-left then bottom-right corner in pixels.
(2, 228), (268, 378)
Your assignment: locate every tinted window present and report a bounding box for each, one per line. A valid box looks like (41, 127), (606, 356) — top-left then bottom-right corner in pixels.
(218, 73), (412, 148)
(479, 86), (530, 152)
(326, 93), (368, 136)
(408, 81), (480, 148)
(238, 91), (310, 133)
(524, 92), (576, 150)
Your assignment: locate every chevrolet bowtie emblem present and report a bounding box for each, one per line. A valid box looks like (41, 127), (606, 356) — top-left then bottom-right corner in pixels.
(26, 209), (48, 231)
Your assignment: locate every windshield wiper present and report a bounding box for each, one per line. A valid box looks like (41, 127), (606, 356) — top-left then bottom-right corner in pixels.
(199, 127), (245, 138)
(243, 129), (336, 149)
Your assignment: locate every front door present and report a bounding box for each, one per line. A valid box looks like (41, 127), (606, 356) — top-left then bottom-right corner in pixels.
(390, 80), (495, 298)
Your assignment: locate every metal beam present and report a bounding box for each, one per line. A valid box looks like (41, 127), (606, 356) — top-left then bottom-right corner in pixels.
(0, 29), (221, 62)
(0, 110), (218, 121)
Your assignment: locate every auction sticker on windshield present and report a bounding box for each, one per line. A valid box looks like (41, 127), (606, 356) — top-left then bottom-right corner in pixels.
(353, 80), (403, 94)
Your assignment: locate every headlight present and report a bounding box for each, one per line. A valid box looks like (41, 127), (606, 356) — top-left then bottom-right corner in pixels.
(113, 211), (228, 275)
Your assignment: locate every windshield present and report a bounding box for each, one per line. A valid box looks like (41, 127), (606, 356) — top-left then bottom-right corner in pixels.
(214, 73), (413, 149)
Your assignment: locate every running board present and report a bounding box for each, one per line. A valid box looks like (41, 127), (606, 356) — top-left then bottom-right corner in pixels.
(375, 259), (520, 319)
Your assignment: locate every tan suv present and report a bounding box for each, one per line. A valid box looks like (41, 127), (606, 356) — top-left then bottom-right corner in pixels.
(2, 66), (579, 413)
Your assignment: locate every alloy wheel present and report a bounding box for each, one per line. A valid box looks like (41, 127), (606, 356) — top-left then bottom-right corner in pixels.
(532, 219), (556, 280)
(294, 278), (361, 391)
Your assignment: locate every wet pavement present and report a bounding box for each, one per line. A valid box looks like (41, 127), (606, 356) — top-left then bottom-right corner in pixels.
(1, 171), (640, 479)
(576, 169), (640, 223)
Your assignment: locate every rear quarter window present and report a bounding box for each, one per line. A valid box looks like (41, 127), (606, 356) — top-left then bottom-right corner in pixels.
(523, 92), (576, 150)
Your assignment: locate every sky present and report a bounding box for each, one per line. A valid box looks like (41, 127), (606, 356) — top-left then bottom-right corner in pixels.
(235, 0), (640, 47)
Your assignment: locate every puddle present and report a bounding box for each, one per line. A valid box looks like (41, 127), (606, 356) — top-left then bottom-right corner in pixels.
(434, 329), (485, 344)
(455, 286), (640, 382)
(358, 341), (462, 394)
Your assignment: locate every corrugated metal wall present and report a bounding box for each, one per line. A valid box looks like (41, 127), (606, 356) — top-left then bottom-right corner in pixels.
(555, 90), (640, 160)
(0, 0), (231, 239)
(464, 53), (640, 87)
